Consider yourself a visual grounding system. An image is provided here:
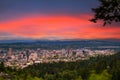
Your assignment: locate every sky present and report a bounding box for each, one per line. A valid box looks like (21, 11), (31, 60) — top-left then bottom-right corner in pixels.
(0, 0), (120, 40)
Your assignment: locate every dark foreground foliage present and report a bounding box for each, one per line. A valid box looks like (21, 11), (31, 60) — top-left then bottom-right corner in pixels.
(90, 0), (120, 26)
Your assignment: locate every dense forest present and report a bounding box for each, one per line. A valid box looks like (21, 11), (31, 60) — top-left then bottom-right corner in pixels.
(0, 51), (120, 80)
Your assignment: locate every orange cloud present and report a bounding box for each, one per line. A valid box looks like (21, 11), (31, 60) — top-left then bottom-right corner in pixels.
(0, 14), (120, 40)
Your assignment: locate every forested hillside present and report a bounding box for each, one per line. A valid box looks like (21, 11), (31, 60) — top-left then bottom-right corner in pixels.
(0, 52), (120, 80)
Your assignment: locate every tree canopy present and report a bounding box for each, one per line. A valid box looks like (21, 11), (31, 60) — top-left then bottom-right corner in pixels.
(90, 0), (120, 26)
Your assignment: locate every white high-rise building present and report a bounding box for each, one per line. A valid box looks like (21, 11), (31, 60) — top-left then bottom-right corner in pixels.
(28, 52), (38, 61)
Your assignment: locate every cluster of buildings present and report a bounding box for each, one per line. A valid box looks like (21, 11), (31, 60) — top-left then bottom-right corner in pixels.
(0, 48), (115, 69)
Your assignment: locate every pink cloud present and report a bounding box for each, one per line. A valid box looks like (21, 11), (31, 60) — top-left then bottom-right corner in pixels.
(0, 14), (119, 40)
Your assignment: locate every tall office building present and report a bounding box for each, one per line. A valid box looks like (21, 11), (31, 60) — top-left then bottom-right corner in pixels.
(26, 50), (30, 61)
(69, 48), (73, 57)
(8, 48), (12, 56)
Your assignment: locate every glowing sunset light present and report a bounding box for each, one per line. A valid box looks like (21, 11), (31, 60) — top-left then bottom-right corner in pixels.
(0, 0), (119, 40)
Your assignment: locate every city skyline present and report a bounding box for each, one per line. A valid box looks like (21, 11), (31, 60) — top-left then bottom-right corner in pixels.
(0, 0), (120, 40)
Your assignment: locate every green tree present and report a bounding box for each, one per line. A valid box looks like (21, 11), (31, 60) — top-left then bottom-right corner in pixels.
(88, 70), (112, 80)
(75, 76), (83, 80)
(0, 62), (5, 72)
(34, 77), (43, 80)
(0, 77), (4, 80)
(59, 70), (77, 80)
(44, 74), (55, 80)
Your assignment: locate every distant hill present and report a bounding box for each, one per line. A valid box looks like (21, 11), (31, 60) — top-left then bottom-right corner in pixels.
(0, 39), (120, 50)
(0, 40), (36, 44)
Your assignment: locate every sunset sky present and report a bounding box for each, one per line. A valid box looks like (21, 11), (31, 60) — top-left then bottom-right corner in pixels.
(0, 0), (120, 40)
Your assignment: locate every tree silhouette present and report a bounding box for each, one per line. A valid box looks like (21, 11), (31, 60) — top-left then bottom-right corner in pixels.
(90, 0), (120, 26)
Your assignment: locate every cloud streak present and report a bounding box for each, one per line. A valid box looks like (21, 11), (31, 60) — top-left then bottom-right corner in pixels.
(0, 14), (119, 40)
